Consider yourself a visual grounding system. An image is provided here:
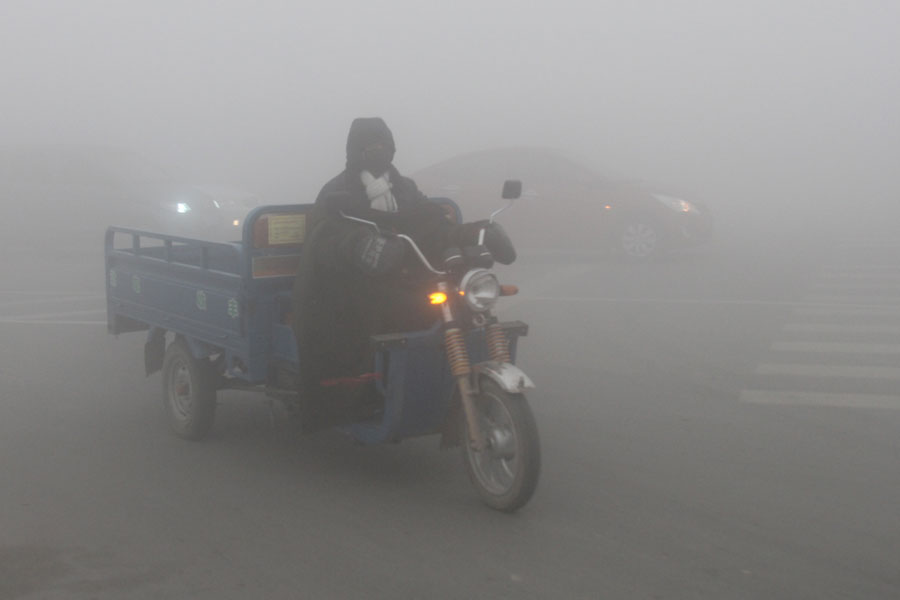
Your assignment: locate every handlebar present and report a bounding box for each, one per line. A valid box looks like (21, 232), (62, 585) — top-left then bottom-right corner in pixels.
(340, 211), (448, 276)
(395, 234), (447, 275)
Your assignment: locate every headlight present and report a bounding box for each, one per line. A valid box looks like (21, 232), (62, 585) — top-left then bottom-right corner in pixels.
(176, 202), (192, 214)
(653, 194), (695, 213)
(460, 268), (500, 313)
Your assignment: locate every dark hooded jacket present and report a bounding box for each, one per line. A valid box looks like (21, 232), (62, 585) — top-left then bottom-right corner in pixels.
(291, 119), (473, 400)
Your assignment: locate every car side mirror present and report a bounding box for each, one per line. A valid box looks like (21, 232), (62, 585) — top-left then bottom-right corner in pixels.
(502, 180), (522, 200)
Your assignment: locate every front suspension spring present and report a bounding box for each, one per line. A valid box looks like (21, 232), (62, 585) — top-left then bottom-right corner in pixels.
(444, 328), (471, 377)
(486, 323), (511, 364)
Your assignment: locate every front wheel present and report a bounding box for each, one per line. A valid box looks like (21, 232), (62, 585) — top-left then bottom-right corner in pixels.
(619, 219), (665, 260)
(161, 338), (217, 440)
(462, 378), (541, 512)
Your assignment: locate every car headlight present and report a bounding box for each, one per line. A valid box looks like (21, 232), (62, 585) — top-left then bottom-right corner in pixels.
(653, 194), (695, 213)
(176, 202), (192, 214)
(460, 268), (500, 313)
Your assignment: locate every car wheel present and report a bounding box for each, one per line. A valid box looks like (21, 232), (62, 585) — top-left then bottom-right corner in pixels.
(619, 219), (664, 260)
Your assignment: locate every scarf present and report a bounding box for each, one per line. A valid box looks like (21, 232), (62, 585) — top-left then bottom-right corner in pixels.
(360, 170), (398, 212)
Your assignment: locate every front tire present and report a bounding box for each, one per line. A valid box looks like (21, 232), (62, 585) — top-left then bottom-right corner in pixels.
(462, 378), (541, 512)
(161, 338), (217, 440)
(619, 219), (665, 260)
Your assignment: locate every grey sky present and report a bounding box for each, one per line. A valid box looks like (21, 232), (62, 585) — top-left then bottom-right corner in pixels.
(2, 0), (898, 207)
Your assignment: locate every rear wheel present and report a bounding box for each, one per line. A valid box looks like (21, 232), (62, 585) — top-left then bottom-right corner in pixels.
(462, 378), (540, 512)
(161, 338), (217, 440)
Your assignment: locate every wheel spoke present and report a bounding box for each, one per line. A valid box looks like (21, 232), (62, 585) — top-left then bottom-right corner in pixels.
(467, 390), (520, 496)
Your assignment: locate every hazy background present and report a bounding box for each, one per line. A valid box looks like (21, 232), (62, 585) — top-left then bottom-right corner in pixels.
(2, 0), (898, 223)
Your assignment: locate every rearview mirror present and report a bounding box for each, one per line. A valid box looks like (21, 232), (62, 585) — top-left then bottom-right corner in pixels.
(502, 180), (522, 200)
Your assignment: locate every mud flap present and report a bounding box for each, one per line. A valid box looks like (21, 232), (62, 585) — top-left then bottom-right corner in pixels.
(144, 328), (165, 376)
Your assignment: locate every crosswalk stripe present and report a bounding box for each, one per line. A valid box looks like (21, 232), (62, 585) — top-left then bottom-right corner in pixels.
(821, 265), (900, 273)
(782, 323), (900, 334)
(10, 309), (107, 321)
(770, 341), (900, 354)
(756, 363), (900, 379)
(804, 295), (900, 305)
(817, 272), (900, 280)
(791, 306), (900, 317)
(0, 319), (106, 326)
(740, 390), (900, 409)
(811, 282), (900, 290)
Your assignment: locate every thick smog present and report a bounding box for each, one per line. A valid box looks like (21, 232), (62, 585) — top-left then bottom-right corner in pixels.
(1, 2), (898, 598)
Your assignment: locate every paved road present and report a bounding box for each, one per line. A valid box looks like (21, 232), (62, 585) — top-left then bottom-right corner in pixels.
(1, 218), (898, 599)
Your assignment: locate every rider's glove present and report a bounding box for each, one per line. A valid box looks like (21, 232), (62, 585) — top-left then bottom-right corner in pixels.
(351, 229), (406, 275)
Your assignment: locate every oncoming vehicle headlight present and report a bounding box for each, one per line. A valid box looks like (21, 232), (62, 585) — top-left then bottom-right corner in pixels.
(460, 268), (500, 313)
(176, 202), (192, 214)
(653, 194), (695, 213)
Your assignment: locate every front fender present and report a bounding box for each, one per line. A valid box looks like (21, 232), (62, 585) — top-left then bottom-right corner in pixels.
(474, 361), (535, 394)
(440, 361), (535, 449)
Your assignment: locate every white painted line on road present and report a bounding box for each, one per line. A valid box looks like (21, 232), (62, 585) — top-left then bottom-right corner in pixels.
(817, 271), (900, 280)
(811, 282), (900, 291)
(532, 296), (900, 310)
(783, 323), (900, 334)
(835, 241), (900, 250)
(740, 389), (900, 409)
(792, 306), (900, 317)
(803, 295), (900, 306)
(756, 363), (900, 379)
(821, 265), (900, 273)
(0, 295), (105, 309)
(0, 290), (102, 296)
(0, 319), (105, 326)
(10, 308), (107, 321)
(770, 341), (900, 354)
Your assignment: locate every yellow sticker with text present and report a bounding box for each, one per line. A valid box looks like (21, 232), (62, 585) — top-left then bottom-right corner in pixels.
(268, 214), (306, 245)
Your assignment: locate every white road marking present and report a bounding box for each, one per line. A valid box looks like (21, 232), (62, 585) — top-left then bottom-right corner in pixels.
(817, 271), (900, 280)
(755, 363), (900, 379)
(740, 390), (900, 409)
(532, 296), (900, 310)
(0, 291), (106, 327)
(782, 323), (900, 334)
(8, 308), (107, 321)
(821, 265), (900, 273)
(791, 306), (900, 317)
(0, 319), (105, 326)
(835, 241), (900, 250)
(741, 251), (900, 410)
(804, 295), (900, 305)
(770, 341), (900, 354)
(811, 281), (900, 291)
(0, 290), (102, 296)
(0, 295), (105, 309)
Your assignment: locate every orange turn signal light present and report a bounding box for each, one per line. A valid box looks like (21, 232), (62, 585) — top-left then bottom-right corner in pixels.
(429, 292), (448, 305)
(500, 285), (518, 297)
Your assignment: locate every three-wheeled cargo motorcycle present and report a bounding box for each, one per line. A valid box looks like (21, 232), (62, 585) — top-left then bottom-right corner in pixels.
(105, 180), (540, 511)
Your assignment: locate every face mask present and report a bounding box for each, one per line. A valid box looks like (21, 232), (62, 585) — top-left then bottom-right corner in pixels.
(361, 144), (393, 176)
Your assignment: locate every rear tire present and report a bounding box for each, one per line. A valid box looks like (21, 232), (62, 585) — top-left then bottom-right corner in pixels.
(462, 378), (541, 512)
(161, 338), (217, 440)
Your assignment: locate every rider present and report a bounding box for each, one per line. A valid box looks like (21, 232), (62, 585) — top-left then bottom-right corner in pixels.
(291, 117), (513, 430)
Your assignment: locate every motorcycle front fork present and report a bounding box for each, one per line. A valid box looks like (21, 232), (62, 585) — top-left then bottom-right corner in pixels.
(438, 282), (512, 452)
